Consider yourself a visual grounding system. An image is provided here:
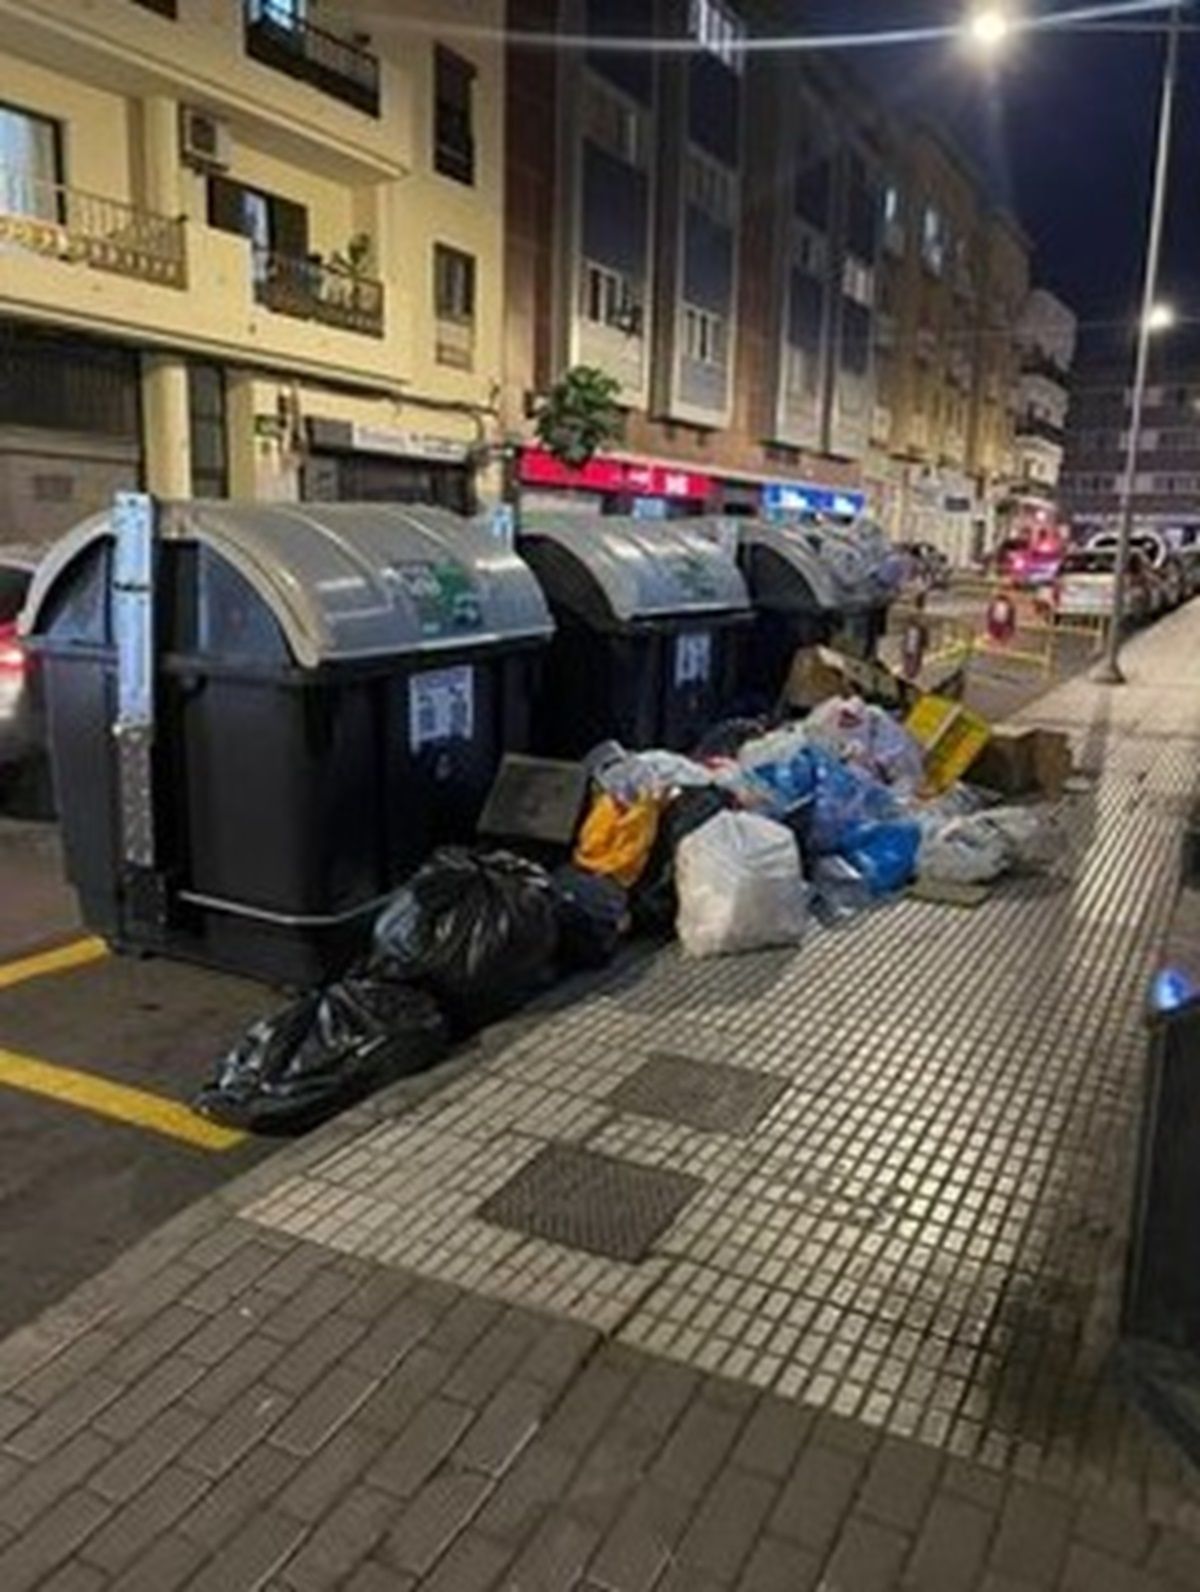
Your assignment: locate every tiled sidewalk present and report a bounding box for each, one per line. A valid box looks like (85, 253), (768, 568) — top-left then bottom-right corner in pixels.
(1, 608), (1200, 1590)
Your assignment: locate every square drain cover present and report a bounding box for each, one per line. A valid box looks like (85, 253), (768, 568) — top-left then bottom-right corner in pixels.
(610, 1053), (787, 1135)
(477, 1144), (701, 1263)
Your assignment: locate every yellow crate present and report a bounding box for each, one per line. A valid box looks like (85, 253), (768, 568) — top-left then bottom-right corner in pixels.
(904, 694), (991, 793)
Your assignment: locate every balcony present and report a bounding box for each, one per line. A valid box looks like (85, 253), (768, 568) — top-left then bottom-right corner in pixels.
(1016, 414), (1065, 447)
(253, 248), (384, 337)
(435, 315), (474, 371)
(1020, 347), (1070, 385)
(245, 1), (380, 117)
(0, 169), (186, 289)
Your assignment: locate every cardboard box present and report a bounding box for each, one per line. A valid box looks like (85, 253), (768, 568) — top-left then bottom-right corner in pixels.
(968, 726), (1072, 801)
(781, 646), (905, 712)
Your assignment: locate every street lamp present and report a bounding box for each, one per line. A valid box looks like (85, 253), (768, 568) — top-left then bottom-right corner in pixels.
(963, 0), (1185, 683)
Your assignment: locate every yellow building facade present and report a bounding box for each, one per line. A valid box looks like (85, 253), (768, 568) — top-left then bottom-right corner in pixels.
(0, 0), (505, 540)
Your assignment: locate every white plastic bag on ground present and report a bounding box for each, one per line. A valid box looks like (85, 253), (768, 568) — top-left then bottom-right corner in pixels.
(918, 805), (1053, 885)
(675, 811), (807, 958)
(804, 697), (925, 790)
(592, 746), (714, 803)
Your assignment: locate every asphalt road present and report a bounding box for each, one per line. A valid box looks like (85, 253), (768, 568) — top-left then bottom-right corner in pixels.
(0, 820), (272, 1336)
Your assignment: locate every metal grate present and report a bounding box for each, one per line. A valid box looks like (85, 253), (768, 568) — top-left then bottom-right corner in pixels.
(477, 1144), (701, 1263)
(610, 1053), (788, 1135)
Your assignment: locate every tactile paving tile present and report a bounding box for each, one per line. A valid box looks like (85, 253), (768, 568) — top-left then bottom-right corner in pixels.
(609, 1052), (788, 1135)
(477, 1143), (702, 1263)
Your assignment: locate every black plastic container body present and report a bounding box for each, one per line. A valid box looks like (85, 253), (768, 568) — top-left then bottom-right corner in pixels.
(520, 535), (744, 756)
(33, 534), (543, 987)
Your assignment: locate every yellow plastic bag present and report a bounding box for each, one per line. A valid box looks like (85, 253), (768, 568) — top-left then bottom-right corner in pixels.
(573, 793), (660, 888)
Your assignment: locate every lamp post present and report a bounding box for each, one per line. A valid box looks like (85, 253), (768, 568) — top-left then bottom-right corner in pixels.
(965, 1), (1185, 683)
(1097, 0), (1183, 682)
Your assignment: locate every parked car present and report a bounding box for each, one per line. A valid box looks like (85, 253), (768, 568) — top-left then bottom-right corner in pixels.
(995, 530), (1067, 589)
(1166, 527), (1200, 597)
(1049, 546), (1154, 625)
(0, 546), (51, 812)
(1087, 531), (1184, 611)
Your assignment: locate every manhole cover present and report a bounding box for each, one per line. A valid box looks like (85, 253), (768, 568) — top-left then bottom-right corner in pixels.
(610, 1053), (788, 1135)
(477, 1144), (701, 1262)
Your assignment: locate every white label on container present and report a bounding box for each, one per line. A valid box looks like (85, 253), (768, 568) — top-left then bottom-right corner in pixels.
(675, 630), (713, 688)
(409, 665), (474, 750)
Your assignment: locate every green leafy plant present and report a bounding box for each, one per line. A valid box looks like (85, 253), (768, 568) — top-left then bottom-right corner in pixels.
(533, 365), (624, 468)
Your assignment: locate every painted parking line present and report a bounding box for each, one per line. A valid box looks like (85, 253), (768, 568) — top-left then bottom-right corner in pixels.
(0, 937), (108, 992)
(0, 1047), (246, 1151)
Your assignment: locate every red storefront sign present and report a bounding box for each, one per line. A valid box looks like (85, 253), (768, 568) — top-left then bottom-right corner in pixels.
(518, 447), (714, 502)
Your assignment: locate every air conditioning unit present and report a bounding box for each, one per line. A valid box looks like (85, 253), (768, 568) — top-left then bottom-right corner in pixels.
(180, 107), (231, 172)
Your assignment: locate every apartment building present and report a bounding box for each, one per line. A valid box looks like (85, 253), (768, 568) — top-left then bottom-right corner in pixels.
(1061, 359), (1200, 538)
(503, 0), (876, 519)
(1011, 287), (1077, 518)
(866, 126), (1034, 562)
(0, 0), (506, 543)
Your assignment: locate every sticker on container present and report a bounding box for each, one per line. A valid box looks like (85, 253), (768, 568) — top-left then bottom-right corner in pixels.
(675, 630), (713, 688)
(409, 666), (474, 750)
(384, 561), (483, 637)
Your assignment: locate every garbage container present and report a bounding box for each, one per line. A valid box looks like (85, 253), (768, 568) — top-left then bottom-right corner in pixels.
(517, 513), (751, 756)
(23, 495), (553, 986)
(712, 518), (847, 703)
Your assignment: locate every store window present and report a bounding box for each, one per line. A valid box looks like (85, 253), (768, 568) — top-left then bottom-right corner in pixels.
(434, 47), (476, 185)
(0, 102), (63, 221)
(188, 363), (228, 498)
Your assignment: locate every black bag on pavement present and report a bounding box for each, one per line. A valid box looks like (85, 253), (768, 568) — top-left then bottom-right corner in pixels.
(371, 847), (559, 1029)
(194, 975), (450, 1135)
(550, 865), (628, 970)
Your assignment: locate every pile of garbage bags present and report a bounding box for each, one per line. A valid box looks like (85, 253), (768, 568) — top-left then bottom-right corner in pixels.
(197, 691), (1054, 1133)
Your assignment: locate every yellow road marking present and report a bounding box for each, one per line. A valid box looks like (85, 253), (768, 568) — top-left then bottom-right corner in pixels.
(0, 1047), (246, 1151)
(0, 937), (108, 992)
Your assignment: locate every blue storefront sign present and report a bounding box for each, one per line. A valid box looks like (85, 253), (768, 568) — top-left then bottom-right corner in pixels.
(762, 481), (866, 519)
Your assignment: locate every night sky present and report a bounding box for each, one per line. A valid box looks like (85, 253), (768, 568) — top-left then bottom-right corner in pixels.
(793, 1), (1200, 360)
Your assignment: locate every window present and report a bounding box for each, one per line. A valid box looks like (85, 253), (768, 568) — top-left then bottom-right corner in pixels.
(249, 0), (305, 25)
(435, 47), (475, 185)
(584, 76), (646, 168)
(682, 304), (725, 366)
(688, 0), (746, 70)
(883, 184), (900, 226)
(131, 0), (178, 14)
(921, 205), (946, 276)
(208, 176), (309, 265)
(795, 226), (826, 278)
(0, 102), (62, 222)
(685, 148), (734, 225)
(842, 257), (873, 309)
(582, 261), (640, 331)
(434, 243), (475, 322)
(434, 244), (475, 368)
(841, 300), (871, 377)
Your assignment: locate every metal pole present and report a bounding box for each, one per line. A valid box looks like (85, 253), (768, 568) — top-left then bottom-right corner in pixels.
(1097, 0), (1182, 683)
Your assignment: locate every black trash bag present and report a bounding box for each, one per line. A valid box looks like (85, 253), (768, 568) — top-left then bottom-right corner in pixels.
(631, 786), (736, 934)
(551, 865), (628, 971)
(691, 716), (769, 761)
(371, 847), (559, 1030)
(194, 976), (449, 1135)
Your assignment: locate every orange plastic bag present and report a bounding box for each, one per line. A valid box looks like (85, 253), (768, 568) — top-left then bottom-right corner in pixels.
(573, 793), (660, 888)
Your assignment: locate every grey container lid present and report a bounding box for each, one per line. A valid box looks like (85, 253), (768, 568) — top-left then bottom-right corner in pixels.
(519, 512), (750, 623)
(24, 500), (554, 668)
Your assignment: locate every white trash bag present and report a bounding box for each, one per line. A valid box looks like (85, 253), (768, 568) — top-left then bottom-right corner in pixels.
(676, 811), (808, 958)
(918, 806), (1053, 885)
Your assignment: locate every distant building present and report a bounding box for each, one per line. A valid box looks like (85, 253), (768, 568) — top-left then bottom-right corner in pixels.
(1061, 359), (1200, 539)
(1011, 289), (1077, 520)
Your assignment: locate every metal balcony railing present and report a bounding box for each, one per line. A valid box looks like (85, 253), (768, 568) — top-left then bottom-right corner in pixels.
(1016, 414), (1065, 447)
(435, 315), (475, 370)
(245, 0), (380, 117)
(253, 247), (384, 337)
(1020, 346), (1071, 385)
(0, 168), (186, 288)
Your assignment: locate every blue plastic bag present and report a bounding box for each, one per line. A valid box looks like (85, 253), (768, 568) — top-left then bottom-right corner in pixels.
(806, 748), (899, 854)
(840, 819), (921, 896)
